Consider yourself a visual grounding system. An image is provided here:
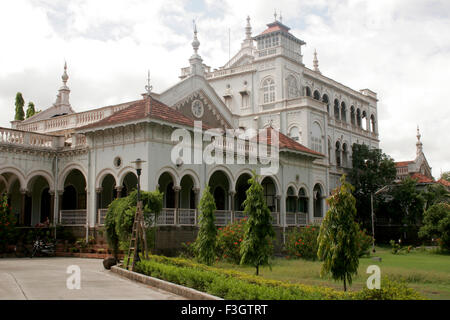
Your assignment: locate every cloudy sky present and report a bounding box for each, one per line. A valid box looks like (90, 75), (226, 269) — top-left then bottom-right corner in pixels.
(0, 0), (449, 177)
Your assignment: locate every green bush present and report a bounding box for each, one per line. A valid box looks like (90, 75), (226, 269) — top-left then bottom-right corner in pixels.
(356, 229), (373, 257)
(419, 203), (450, 251)
(216, 218), (246, 264)
(285, 225), (320, 260)
(134, 255), (424, 300)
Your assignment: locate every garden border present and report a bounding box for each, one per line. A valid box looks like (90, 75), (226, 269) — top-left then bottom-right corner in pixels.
(110, 265), (223, 300)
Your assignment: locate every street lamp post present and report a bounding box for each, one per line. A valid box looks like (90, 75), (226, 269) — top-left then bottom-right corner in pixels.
(371, 185), (390, 253)
(131, 158), (146, 265)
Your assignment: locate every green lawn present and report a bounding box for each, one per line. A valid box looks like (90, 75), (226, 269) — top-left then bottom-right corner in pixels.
(213, 246), (450, 299)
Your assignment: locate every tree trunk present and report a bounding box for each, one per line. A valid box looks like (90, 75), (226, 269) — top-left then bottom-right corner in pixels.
(256, 265), (259, 276)
(343, 277), (347, 292)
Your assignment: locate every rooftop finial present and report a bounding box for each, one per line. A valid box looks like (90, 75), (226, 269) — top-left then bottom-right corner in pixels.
(313, 49), (321, 73)
(416, 125), (423, 156)
(245, 15), (252, 39)
(274, 9), (277, 21)
(145, 70), (152, 96)
(279, 11), (282, 23)
(62, 61), (69, 85)
(192, 20), (200, 55)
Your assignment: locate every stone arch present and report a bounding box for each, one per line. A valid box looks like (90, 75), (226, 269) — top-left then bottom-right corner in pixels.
(313, 90), (321, 100)
(118, 166), (139, 187)
(207, 165), (234, 191)
(260, 174), (281, 196)
(179, 169), (200, 189)
(96, 168), (119, 189)
(286, 182), (298, 195)
(26, 169), (54, 192)
(58, 163), (87, 191)
(155, 166), (180, 188)
(0, 166), (26, 190)
(286, 74), (300, 98)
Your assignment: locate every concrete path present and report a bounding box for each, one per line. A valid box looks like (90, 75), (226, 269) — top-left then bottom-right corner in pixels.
(0, 257), (185, 300)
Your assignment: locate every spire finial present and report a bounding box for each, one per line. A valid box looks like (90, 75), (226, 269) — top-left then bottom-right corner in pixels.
(245, 15), (252, 40)
(145, 70), (152, 96)
(416, 125), (423, 156)
(274, 9), (277, 21)
(62, 61), (69, 85)
(313, 49), (321, 73)
(192, 20), (200, 55)
(279, 11), (282, 23)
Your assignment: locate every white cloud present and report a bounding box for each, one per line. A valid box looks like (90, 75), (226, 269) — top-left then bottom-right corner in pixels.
(0, 0), (448, 177)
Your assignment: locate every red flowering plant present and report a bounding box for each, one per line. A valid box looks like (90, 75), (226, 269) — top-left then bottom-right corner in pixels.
(216, 218), (246, 264)
(284, 225), (320, 260)
(0, 194), (16, 253)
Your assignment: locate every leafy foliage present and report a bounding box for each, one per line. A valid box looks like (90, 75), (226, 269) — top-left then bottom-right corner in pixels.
(0, 195), (16, 253)
(356, 228), (373, 257)
(440, 171), (450, 182)
(387, 177), (425, 226)
(419, 203), (450, 251)
(348, 143), (396, 226)
(14, 92), (25, 121)
(135, 255), (424, 300)
(26, 102), (36, 119)
(284, 225), (320, 260)
(240, 173), (275, 275)
(422, 183), (450, 211)
(216, 218), (246, 264)
(318, 175), (360, 291)
(194, 186), (217, 266)
(105, 189), (162, 259)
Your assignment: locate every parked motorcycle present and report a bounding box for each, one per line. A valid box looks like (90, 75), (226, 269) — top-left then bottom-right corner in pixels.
(30, 237), (55, 258)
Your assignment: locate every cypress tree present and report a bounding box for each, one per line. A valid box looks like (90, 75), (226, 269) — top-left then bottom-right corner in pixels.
(194, 186), (217, 265)
(240, 172), (275, 275)
(26, 102), (36, 119)
(14, 92), (25, 121)
(317, 175), (360, 291)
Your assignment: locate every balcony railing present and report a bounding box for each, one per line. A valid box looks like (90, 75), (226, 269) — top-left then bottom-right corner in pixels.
(214, 210), (233, 226)
(0, 127), (63, 150)
(311, 217), (324, 225)
(178, 208), (196, 225)
(59, 210), (87, 226)
(97, 208), (108, 225)
(157, 208), (176, 225)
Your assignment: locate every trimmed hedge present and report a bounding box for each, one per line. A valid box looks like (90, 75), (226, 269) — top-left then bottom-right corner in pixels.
(134, 255), (424, 300)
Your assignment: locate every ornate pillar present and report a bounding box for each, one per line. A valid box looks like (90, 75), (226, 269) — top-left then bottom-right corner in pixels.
(229, 190), (236, 222)
(49, 190), (55, 225)
(96, 187), (102, 225)
(193, 187), (200, 225)
(115, 186), (123, 199)
(19, 188), (27, 225)
(57, 190), (64, 224)
(173, 185), (181, 225)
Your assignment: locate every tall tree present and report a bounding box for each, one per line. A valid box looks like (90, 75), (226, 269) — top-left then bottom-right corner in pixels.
(387, 177), (425, 226)
(419, 203), (450, 251)
(349, 143), (396, 227)
(26, 102), (36, 119)
(194, 186), (217, 266)
(14, 92), (25, 121)
(317, 175), (360, 291)
(240, 173), (275, 275)
(422, 183), (450, 211)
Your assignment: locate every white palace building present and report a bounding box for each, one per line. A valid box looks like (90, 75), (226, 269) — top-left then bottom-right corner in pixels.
(0, 16), (379, 248)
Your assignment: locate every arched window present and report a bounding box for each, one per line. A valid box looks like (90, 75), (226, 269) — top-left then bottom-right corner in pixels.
(313, 184), (323, 217)
(298, 188), (308, 213)
(370, 115), (376, 133)
(340, 102), (347, 122)
(287, 75), (299, 99)
(313, 90), (320, 100)
(311, 122), (323, 153)
(334, 99), (340, 120)
(350, 106), (356, 125)
(322, 94), (329, 113)
(305, 86), (311, 97)
(362, 111), (368, 130)
(213, 186), (226, 210)
(262, 78), (275, 103)
(335, 141), (341, 167)
(342, 143), (348, 167)
(356, 108), (362, 127)
(289, 126), (301, 142)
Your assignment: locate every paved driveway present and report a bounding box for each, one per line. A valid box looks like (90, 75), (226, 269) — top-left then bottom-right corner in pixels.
(0, 257), (185, 300)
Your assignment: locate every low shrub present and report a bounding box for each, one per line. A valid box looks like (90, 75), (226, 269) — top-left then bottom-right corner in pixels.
(216, 218), (246, 264)
(356, 229), (373, 257)
(0, 195), (16, 253)
(284, 225), (319, 260)
(134, 255), (424, 300)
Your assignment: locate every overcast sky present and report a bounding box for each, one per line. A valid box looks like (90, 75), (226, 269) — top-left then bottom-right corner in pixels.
(0, 0), (448, 178)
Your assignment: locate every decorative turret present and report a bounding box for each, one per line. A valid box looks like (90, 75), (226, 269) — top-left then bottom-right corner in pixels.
(313, 49), (321, 74)
(54, 62), (71, 108)
(241, 16), (254, 49)
(416, 125), (423, 156)
(189, 22), (204, 76)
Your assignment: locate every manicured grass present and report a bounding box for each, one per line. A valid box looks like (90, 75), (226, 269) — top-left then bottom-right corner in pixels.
(213, 246), (450, 300)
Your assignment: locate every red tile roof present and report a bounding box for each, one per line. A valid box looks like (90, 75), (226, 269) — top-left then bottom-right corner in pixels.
(256, 127), (324, 157)
(78, 97), (209, 131)
(395, 161), (413, 167)
(410, 172), (434, 184)
(438, 179), (450, 187)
